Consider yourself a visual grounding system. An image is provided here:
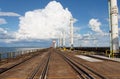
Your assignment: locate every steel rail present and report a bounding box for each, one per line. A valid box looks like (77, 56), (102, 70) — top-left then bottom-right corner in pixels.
(0, 51), (43, 74)
(28, 52), (51, 79)
(57, 50), (106, 79)
(39, 52), (51, 79)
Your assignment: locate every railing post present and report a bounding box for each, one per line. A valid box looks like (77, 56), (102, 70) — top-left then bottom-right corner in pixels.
(0, 53), (1, 62)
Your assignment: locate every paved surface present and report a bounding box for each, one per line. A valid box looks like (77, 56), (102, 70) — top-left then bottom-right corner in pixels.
(76, 55), (103, 62)
(92, 55), (120, 62)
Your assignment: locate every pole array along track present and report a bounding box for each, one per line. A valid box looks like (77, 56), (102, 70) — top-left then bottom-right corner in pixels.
(108, 0), (119, 57)
(70, 18), (74, 50)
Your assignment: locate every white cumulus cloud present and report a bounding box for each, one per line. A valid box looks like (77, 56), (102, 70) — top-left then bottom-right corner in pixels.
(0, 18), (7, 25)
(0, 12), (20, 16)
(0, 28), (16, 43)
(0, 28), (7, 34)
(89, 18), (102, 33)
(15, 1), (74, 40)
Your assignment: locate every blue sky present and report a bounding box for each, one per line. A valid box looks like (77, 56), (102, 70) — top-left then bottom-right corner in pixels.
(0, 0), (120, 47)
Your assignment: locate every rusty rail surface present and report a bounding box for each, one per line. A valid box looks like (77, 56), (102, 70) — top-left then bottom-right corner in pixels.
(0, 50), (46, 74)
(57, 50), (106, 79)
(0, 48), (120, 79)
(0, 50), (49, 79)
(28, 52), (51, 79)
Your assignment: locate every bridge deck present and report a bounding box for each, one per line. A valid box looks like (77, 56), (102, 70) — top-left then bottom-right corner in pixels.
(0, 48), (120, 79)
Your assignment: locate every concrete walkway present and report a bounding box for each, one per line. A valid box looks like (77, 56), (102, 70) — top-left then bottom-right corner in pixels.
(92, 55), (120, 62)
(76, 55), (103, 62)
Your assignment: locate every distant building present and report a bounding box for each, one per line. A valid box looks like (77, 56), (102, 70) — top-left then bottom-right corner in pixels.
(52, 40), (56, 48)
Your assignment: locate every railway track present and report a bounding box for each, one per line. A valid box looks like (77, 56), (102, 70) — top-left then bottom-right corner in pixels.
(36, 49), (105, 79)
(0, 48), (120, 79)
(57, 50), (106, 79)
(0, 50), (50, 79)
(28, 52), (51, 79)
(48, 49), (79, 79)
(0, 50), (45, 74)
(62, 50), (120, 79)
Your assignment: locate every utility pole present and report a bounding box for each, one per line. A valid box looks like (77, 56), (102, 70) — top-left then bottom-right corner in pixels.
(70, 18), (74, 50)
(108, 0), (112, 54)
(63, 30), (66, 47)
(59, 32), (62, 48)
(57, 37), (60, 47)
(108, 0), (119, 57)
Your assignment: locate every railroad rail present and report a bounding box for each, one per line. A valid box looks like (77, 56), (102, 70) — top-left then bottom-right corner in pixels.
(47, 49), (79, 79)
(0, 49), (49, 79)
(0, 48), (120, 79)
(28, 52), (51, 79)
(57, 50), (106, 79)
(0, 51), (41, 74)
(62, 50), (120, 79)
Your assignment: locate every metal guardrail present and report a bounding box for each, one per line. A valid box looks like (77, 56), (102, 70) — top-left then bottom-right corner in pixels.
(0, 49), (41, 62)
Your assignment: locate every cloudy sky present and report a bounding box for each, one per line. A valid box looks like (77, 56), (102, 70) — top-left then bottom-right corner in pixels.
(0, 0), (120, 47)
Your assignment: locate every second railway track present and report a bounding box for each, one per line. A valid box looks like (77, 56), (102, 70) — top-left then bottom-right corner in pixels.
(0, 49), (50, 79)
(57, 50), (106, 79)
(28, 51), (51, 79)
